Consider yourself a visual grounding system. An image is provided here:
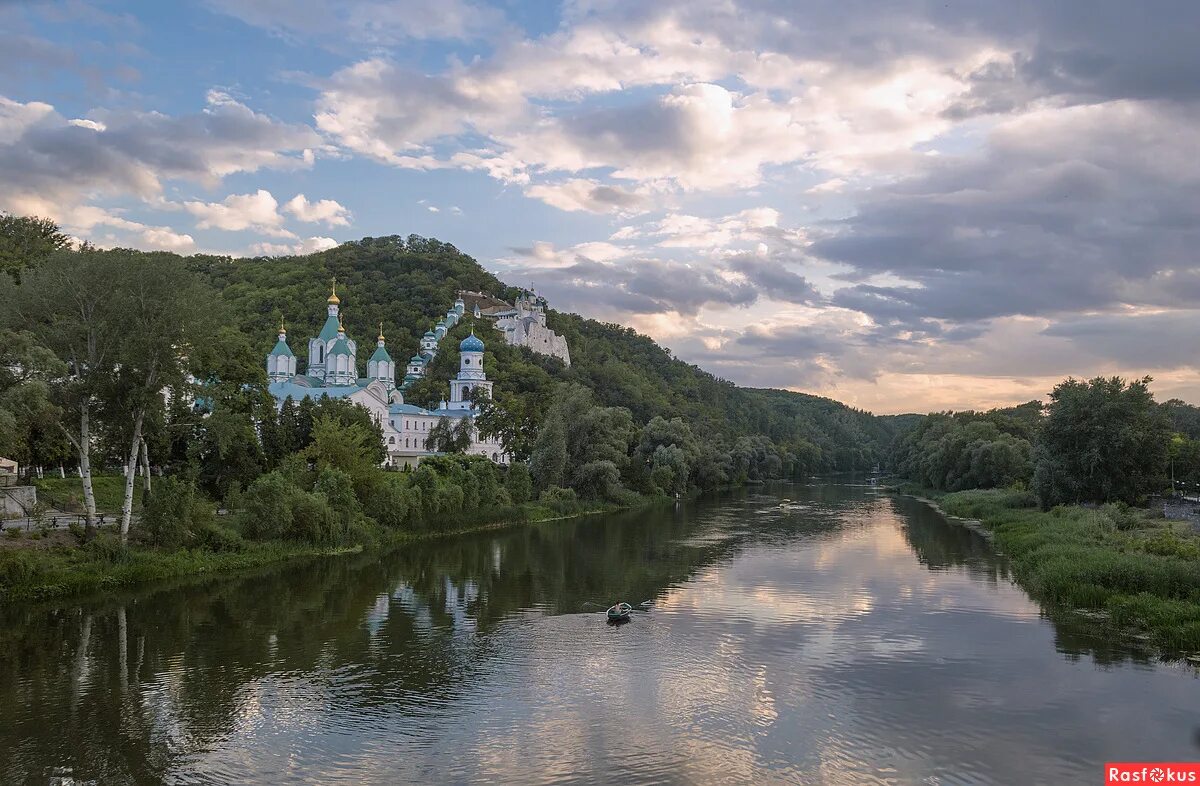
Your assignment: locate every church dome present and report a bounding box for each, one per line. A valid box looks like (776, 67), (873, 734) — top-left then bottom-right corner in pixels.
(460, 333), (485, 352)
(269, 338), (294, 357)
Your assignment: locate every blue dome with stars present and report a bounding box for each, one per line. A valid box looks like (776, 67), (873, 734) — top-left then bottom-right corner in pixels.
(459, 332), (485, 352)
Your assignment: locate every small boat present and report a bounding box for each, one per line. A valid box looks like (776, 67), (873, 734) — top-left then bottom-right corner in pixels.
(606, 602), (632, 621)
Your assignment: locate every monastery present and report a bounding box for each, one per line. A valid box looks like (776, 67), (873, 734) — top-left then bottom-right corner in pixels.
(266, 283), (510, 467)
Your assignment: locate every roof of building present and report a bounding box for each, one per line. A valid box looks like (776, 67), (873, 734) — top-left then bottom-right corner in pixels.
(460, 333), (485, 352)
(269, 379), (359, 401)
(428, 407), (474, 418)
(388, 403), (431, 415)
(409, 354), (425, 364)
(317, 314), (341, 341)
(329, 337), (353, 356)
(369, 344), (392, 363)
(270, 338), (294, 357)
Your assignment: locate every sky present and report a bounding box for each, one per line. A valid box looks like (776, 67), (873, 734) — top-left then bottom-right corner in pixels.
(3, 0), (1200, 415)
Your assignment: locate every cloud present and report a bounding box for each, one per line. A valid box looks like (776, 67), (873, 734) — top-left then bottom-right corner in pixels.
(816, 100), (1200, 329)
(283, 193), (351, 226)
(524, 178), (649, 215)
(0, 91), (320, 233)
(248, 236), (339, 256)
(184, 189), (295, 237)
(138, 226), (196, 251)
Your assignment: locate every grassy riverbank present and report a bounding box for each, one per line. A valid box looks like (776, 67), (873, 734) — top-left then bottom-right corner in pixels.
(896, 485), (1200, 653)
(0, 496), (647, 604)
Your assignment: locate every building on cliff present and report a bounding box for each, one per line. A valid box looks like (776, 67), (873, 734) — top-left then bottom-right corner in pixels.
(457, 289), (571, 365)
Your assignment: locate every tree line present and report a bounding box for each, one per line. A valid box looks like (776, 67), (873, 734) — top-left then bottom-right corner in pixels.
(888, 376), (1196, 507)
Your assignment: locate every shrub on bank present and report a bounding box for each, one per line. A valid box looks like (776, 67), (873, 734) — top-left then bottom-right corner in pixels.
(935, 487), (1200, 651)
(141, 477), (220, 549)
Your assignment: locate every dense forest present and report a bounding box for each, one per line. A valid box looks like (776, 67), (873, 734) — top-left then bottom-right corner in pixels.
(186, 233), (901, 474)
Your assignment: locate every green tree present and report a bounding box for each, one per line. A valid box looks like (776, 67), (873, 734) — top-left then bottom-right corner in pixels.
(505, 463), (533, 505)
(530, 414), (567, 491)
(16, 251), (131, 529)
(427, 417), (473, 454)
(102, 250), (212, 541)
(1032, 376), (1171, 506)
(0, 214), (70, 282)
(306, 415), (381, 494)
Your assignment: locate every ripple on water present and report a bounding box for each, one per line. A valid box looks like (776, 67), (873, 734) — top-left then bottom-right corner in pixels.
(4, 484), (1200, 786)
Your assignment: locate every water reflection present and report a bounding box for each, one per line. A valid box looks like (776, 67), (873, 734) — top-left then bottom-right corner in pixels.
(0, 484), (1196, 784)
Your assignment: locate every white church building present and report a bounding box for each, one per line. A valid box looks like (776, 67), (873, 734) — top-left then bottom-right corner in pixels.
(267, 283), (509, 467)
(458, 289), (571, 365)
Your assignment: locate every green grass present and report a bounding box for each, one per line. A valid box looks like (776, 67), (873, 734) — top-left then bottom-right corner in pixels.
(0, 535), (361, 602)
(932, 488), (1200, 653)
(33, 474), (141, 514)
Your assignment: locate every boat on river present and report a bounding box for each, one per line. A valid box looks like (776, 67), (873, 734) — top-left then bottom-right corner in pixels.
(607, 603), (632, 621)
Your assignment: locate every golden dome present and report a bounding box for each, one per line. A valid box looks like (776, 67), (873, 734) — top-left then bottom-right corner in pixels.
(378, 322), (385, 342)
(328, 277), (340, 305)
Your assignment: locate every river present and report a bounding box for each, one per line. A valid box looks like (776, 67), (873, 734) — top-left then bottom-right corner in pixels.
(1, 483), (1197, 784)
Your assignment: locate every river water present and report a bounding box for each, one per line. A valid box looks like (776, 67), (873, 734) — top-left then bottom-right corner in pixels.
(1, 483), (1197, 784)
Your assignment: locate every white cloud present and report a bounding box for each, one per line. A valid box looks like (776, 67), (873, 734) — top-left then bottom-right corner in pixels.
(283, 193), (350, 226)
(524, 178), (649, 215)
(0, 91), (320, 245)
(67, 118), (106, 131)
(248, 236), (338, 256)
(184, 189), (294, 237)
(138, 226), (196, 250)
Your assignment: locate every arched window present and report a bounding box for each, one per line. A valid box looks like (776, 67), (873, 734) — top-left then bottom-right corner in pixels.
(318, 345), (324, 363)
(405, 438), (409, 448)
(388, 437), (395, 444)
(492, 452), (498, 461)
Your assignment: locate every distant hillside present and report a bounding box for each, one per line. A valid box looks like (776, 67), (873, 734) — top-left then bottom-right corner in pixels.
(190, 234), (910, 472)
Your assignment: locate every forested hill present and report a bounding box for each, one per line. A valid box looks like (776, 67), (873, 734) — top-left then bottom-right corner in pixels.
(190, 234), (905, 473)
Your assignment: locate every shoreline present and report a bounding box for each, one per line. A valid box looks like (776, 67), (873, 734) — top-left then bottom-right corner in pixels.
(886, 484), (1200, 659)
(899, 491), (996, 542)
(0, 496), (668, 606)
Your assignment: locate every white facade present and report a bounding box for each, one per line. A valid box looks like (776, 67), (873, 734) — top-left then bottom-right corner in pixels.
(459, 289), (571, 365)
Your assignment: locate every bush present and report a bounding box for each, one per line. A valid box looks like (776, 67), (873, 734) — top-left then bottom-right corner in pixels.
(571, 460), (621, 500)
(365, 474), (412, 529)
(141, 477), (215, 549)
(192, 521), (243, 553)
(85, 533), (131, 564)
(290, 489), (335, 543)
(539, 486), (577, 504)
(0, 550), (44, 587)
(243, 472), (297, 540)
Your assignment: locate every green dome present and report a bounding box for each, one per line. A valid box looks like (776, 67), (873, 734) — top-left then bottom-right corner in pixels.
(269, 338), (294, 357)
(370, 345), (392, 363)
(329, 338), (352, 356)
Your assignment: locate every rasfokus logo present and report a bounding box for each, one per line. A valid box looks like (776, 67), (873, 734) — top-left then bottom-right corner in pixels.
(1106, 763), (1200, 784)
